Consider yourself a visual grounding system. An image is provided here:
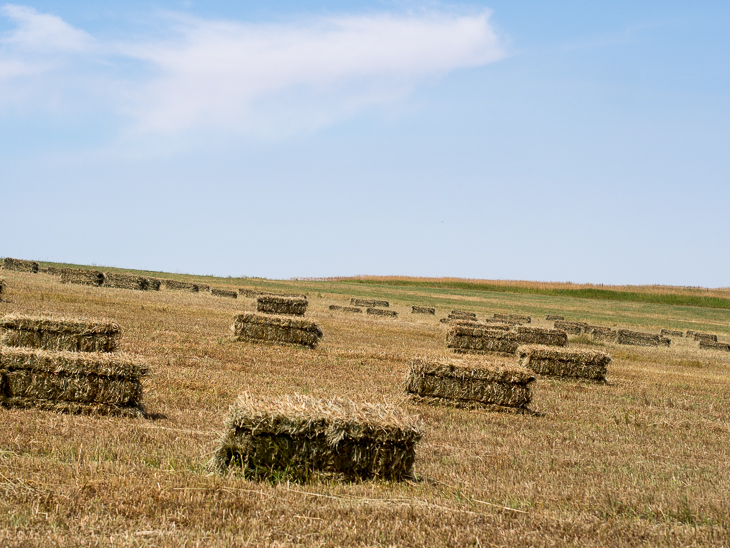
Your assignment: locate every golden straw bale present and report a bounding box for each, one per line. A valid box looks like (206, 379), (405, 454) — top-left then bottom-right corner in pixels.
(660, 329), (683, 337)
(553, 320), (588, 335)
(161, 279), (199, 292)
(0, 314), (121, 353)
(367, 308), (397, 317)
(212, 288), (238, 299)
(692, 332), (717, 342)
(329, 305), (362, 313)
(2, 258), (38, 273)
(103, 272), (148, 291)
(196, 284), (210, 292)
(514, 327), (568, 347)
(257, 295), (308, 316)
(351, 298), (389, 308)
(699, 340), (730, 352)
(144, 278), (161, 291)
(232, 313), (323, 348)
(616, 330), (670, 347)
(517, 345), (610, 381)
(446, 324), (519, 356)
(411, 306), (435, 315)
(60, 268), (104, 286)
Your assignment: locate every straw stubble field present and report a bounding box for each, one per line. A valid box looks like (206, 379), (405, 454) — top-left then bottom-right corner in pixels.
(1, 268), (729, 546)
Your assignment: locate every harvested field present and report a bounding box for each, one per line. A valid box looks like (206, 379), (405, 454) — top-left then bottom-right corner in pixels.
(446, 324), (519, 355)
(328, 305), (362, 313)
(693, 332), (717, 342)
(2, 258), (38, 273)
(514, 326), (568, 347)
(404, 356), (535, 411)
(699, 340), (730, 352)
(517, 345), (611, 381)
(0, 314), (121, 353)
(211, 288), (237, 299)
(367, 308), (398, 317)
(661, 328), (683, 337)
(257, 295), (307, 316)
(0, 346), (147, 417)
(412, 306), (435, 315)
(211, 392), (422, 481)
(162, 279), (199, 292)
(102, 272), (147, 291)
(545, 314), (564, 320)
(553, 320), (588, 334)
(60, 268), (104, 287)
(232, 313), (323, 348)
(616, 329), (671, 347)
(351, 298), (388, 308)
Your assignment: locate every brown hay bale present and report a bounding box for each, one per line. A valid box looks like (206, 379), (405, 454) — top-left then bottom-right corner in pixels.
(699, 340), (730, 352)
(144, 278), (161, 291)
(0, 278), (4, 299)
(351, 298), (389, 308)
(591, 329), (618, 343)
(553, 320), (588, 335)
(0, 347), (147, 417)
(103, 272), (148, 291)
(60, 268), (104, 287)
(240, 288), (307, 299)
(44, 266), (62, 276)
(509, 314), (531, 323)
(0, 314), (121, 353)
(196, 284), (210, 292)
(210, 392), (422, 481)
(545, 315), (564, 321)
(232, 313), (323, 348)
(161, 279), (199, 292)
(692, 332), (717, 342)
(412, 306), (435, 315)
(405, 356), (535, 411)
(257, 295), (307, 316)
(328, 305), (362, 313)
(446, 324), (519, 356)
(366, 308), (398, 317)
(517, 345), (610, 381)
(616, 329), (670, 347)
(481, 317), (520, 327)
(451, 310), (476, 318)
(212, 288), (238, 299)
(514, 327), (568, 347)
(660, 329), (683, 337)
(2, 258), (39, 273)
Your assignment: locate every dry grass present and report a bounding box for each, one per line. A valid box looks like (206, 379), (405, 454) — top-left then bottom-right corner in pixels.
(1, 269), (729, 546)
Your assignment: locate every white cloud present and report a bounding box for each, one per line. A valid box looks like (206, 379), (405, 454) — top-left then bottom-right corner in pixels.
(1, 4), (91, 52)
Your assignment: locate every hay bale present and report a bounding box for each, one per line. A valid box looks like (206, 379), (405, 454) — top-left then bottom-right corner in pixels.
(616, 330), (670, 347)
(692, 332), (717, 342)
(60, 268), (104, 287)
(591, 329), (618, 343)
(699, 340), (730, 352)
(660, 329), (683, 337)
(144, 278), (161, 291)
(0, 314), (121, 353)
(514, 327), (568, 347)
(161, 279), (199, 292)
(351, 298), (389, 308)
(212, 288), (238, 299)
(0, 347), (147, 417)
(0, 278), (4, 299)
(412, 306), (435, 315)
(451, 310), (476, 318)
(553, 320), (588, 335)
(405, 356), (535, 411)
(103, 272), (148, 291)
(240, 288), (307, 299)
(196, 284), (210, 292)
(2, 258), (38, 273)
(509, 314), (531, 323)
(481, 317), (521, 327)
(257, 295), (307, 316)
(328, 305), (362, 313)
(545, 315), (564, 321)
(232, 313), (323, 348)
(44, 266), (62, 276)
(367, 308), (398, 318)
(446, 324), (519, 356)
(211, 392), (422, 481)
(517, 345), (610, 381)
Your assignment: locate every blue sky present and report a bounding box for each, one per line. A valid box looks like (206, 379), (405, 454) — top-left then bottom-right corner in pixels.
(1, 1), (728, 286)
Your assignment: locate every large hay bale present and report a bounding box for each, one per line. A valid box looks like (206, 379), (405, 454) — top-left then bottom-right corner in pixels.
(257, 295), (307, 316)
(2, 258), (38, 273)
(412, 306), (435, 315)
(212, 288), (238, 299)
(367, 308), (398, 318)
(517, 345), (610, 381)
(692, 332), (717, 342)
(103, 272), (148, 291)
(660, 329), (683, 337)
(240, 288), (307, 299)
(211, 392), (422, 481)
(494, 313), (530, 324)
(232, 313), (323, 348)
(591, 329), (618, 343)
(405, 356), (535, 411)
(514, 327), (568, 347)
(545, 315), (564, 321)
(553, 320), (588, 335)
(0, 347), (147, 417)
(481, 317), (521, 327)
(161, 279), (199, 292)
(351, 298), (389, 308)
(60, 268), (104, 287)
(699, 340), (730, 352)
(329, 305), (362, 313)
(0, 314), (121, 353)
(446, 324), (519, 356)
(144, 278), (161, 291)
(44, 266), (62, 276)
(616, 330), (670, 347)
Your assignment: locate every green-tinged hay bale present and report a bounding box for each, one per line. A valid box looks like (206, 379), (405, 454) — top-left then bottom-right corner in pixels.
(546, 315), (564, 321)
(693, 332), (717, 342)
(660, 329), (683, 337)
(161, 279), (199, 292)
(60, 268), (104, 287)
(367, 308), (398, 317)
(351, 298), (389, 308)
(616, 329), (670, 347)
(699, 340), (730, 352)
(211, 392), (422, 481)
(144, 278), (161, 291)
(257, 295), (307, 316)
(329, 305), (362, 313)
(517, 344), (610, 381)
(0, 347), (147, 416)
(2, 258), (38, 273)
(103, 272), (148, 291)
(514, 327), (568, 347)
(405, 356), (535, 410)
(212, 288), (238, 299)
(412, 306), (435, 315)
(0, 314), (121, 352)
(446, 325), (519, 356)
(232, 313), (323, 348)
(553, 320), (588, 335)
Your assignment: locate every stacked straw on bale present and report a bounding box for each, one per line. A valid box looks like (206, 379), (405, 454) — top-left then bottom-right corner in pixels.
(0, 347), (147, 417)
(211, 392), (422, 481)
(0, 314), (121, 353)
(616, 330), (670, 347)
(692, 332), (717, 342)
(2, 258), (38, 273)
(660, 329), (683, 337)
(161, 279), (199, 292)
(545, 315), (564, 321)
(553, 320), (588, 335)
(232, 313), (323, 348)
(514, 327), (568, 347)
(103, 272), (148, 291)
(412, 306), (435, 315)
(257, 295), (308, 316)
(329, 305), (362, 313)
(699, 340), (730, 352)
(517, 345), (611, 382)
(351, 298), (389, 308)
(367, 308), (398, 318)
(446, 324), (519, 356)
(212, 288), (238, 299)
(60, 268), (104, 287)
(405, 356), (535, 411)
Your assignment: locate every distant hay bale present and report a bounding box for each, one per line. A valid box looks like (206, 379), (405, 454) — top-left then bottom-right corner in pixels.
(232, 313), (323, 348)
(351, 298), (389, 308)
(240, 288), (307, 299)
(553, 320), (588, 335)
(0, 314), (121, 353)
(446, 324), (519, 356)
(60, 268), (104, 287)
(412, 306), (435, 315)
(257, 295), (307, 316)
(660, 329), (683, 337)
(517, 345), (611, 382)
(144, 278), (161, 291)
(591, 329), (618, 343)
(451, 310), (476, 318)
(699, 340), (730, 352)
(103, 272), (148, 291)
(509, 314), (531, 323)
(514, 327), (568, 347)
(616, 330), (670, 347)
(545, 315), (564, 321)
(367, 308), (398, 317)
(196, 284), (210, 292)
(239, 288), (258, 298)
(0, 346), (147, 417)
(161, 279), (199, 292)
(212, 288), (238, 299)
(405, 356), (535, 411)
(2, 258), (38, 273)
(328, 305), (362, 313)
(692, 332), (717, 342)
(44, 266), (62, 276)
(210, 392), (422, 481)
(481, 317), (521, 327)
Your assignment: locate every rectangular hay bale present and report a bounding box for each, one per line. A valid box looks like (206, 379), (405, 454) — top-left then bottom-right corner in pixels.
(514, 327), (568, 347)
(517, 344), (611, 381)
(257, 295), (307, 316)
(660, 329), (683, 337)
(232, 313), (323, 348)
(0, 314), (121, 353)
(693, 332), (717, 342)
(446, 325), (519, 355)
(367, 308), (398, 317)
(328, 305), (362, 313)
(212, 288), (238, 299)
(144, 278), (161, 291)
(699, 340), (730, 352)
(616, 329), (670, 347)
(351, 298), (389, 308)
(103, 272), (148, 291)
(545, 315), (564, 321)
(211, 392), (422, 481)
(2, 258), (39, 273)
(553, 320), (588, 335)
(60, 268), (104, 287)
(412, 306), (435, 315)
(161, 279), (199, 292)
